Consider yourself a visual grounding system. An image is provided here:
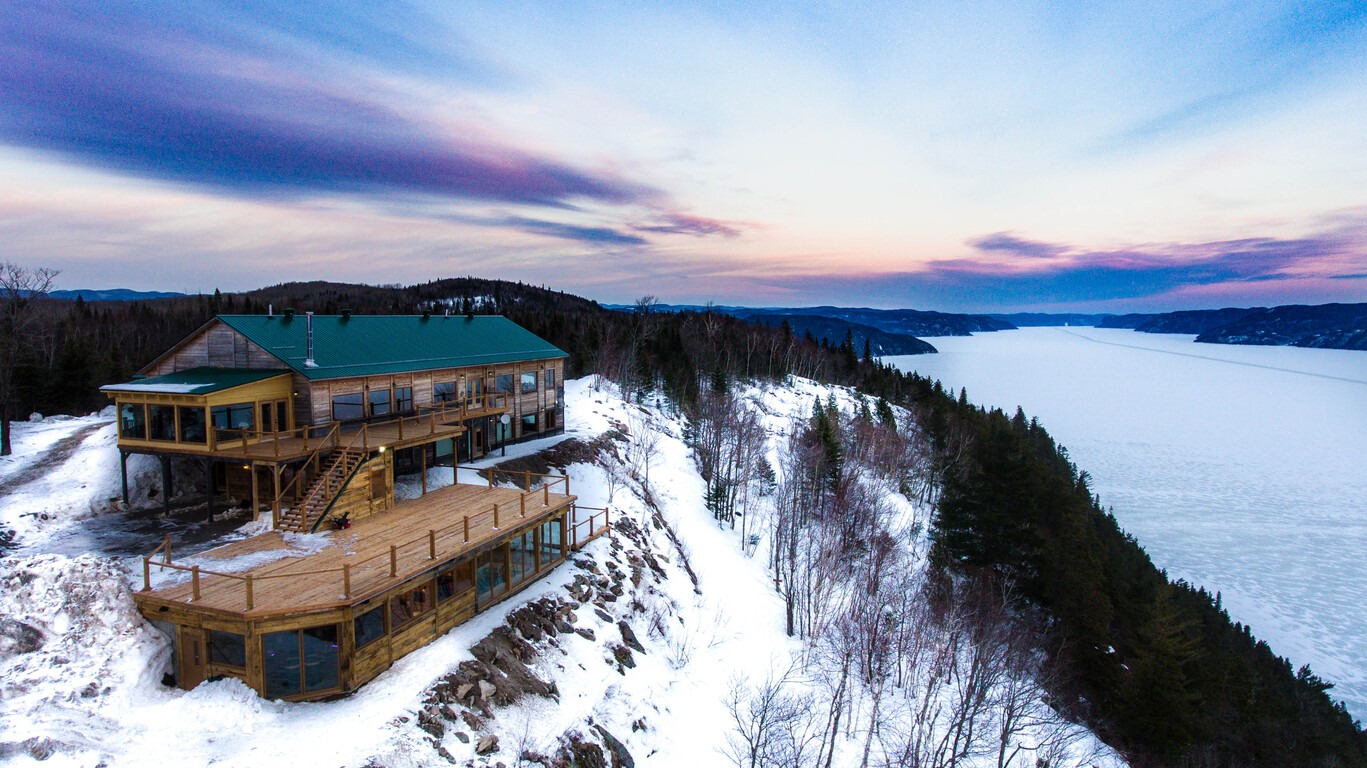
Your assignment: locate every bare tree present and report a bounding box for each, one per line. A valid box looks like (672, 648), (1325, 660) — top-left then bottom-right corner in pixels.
(0, 262), (59, 456)
(723, 670), (821, 768)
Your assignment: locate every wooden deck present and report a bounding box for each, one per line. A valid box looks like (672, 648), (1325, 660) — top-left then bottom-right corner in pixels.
(137, 480), (582, 619)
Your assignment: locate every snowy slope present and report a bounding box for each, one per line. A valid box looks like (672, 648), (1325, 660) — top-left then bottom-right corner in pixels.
(0, 379), (1124, 767)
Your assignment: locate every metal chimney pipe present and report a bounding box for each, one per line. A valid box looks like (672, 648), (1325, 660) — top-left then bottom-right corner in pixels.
(304, 311), (317, 368)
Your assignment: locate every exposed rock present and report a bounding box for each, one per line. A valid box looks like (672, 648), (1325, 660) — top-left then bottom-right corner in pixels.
(617, 621), (645, 654)
(592, 724), (635, 768)
(593, 608), (614, 623)
(461, 710), (485, 731)
(454, 731), (469, 744)
(0, 619), (45, 658)
(476, 735), (499, 756)
(478, 679), (497, 701)
(574, 627), (596, 641)
(609, 643), (635, 670)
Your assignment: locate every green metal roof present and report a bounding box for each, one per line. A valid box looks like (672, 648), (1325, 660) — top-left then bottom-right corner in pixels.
(101, 367), (291, 395)
(217, 314), (567, 380)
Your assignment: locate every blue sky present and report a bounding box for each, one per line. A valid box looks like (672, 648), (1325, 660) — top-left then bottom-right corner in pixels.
(1, 1), (1364, 311)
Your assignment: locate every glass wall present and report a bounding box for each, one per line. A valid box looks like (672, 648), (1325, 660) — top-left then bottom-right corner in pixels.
(354, 605), (386, 649)
(475, 546), (507, 608)
(208, 630), (245, 669)
(540, 517), (564, 567)
(148, 404), (176, 441)
(437, 561), (474, 602)
(119, 403), (146, 440)
(211, 403), (255, 440)
(389, 581), (433, 631)
(509, 531), (535, 585)
(263, 625), (340, 699)
(520, 372), (537, 394)
(177, 406), (207, 444)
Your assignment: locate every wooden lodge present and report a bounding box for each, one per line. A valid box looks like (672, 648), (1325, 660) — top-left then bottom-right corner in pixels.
(101, 310), (568, 530)
(103, 311), (609, 700)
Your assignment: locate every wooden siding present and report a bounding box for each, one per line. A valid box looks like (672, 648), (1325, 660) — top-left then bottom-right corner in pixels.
(146, 322), (282, 377)
(329, 451), (394, 524)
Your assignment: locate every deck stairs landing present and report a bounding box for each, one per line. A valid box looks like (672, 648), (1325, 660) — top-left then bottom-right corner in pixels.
(278, 448), (367, 533)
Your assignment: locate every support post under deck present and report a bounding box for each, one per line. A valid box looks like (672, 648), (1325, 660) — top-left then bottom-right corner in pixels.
(119, 451), (129, 505)
(159, 456), (172, 515)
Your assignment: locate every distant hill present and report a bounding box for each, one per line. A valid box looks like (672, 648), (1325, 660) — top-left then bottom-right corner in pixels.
(745, 306), (1013, 337)
(49, 288), (187, 301)
(1097, 303), (1367, 351)
(1195, 303), (1367, 349)
(608, 304), (1011, 337)
(742, 312), (937, 355)
(988, 312), (1110, 327)
(1097, 307), (1255, 335)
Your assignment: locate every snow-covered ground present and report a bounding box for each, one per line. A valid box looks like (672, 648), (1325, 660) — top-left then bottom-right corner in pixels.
(889, 326), (1367, 720)
(0, 377), (1123, 767)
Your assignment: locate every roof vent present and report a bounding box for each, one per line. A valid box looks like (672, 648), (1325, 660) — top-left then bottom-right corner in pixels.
(340, 309), (352, 321)
(421, 309), (432, 320)
(283, 307), (295, 320)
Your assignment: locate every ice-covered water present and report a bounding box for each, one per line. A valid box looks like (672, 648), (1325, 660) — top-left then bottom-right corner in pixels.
(887, 327), (1367, 720)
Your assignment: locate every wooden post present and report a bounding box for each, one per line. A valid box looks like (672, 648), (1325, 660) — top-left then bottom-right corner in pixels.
(564, 474), (570, 497)
(389, 545), (397, 577)
(487, 465), (494, 487)
(463, 515), (470, 543)
(272, 465), (282, 528)
(343, 564), (352, 598)
(420, 445), (428, 496)
(142, 558), (151, 591)
(164, 535), (172, 564)
(520, 493), (525, 518)
(494, 504), (500, 529)
(428, 530), (436, 559)
(398, 416), (404, 440)
(191, 566), (201, 601)
(524, 471), (531, 491)
(120, 451), (130, 505)
(250, 463), (260, 522)
(245, 575), (254, 610)
(543, 483), (549, 507)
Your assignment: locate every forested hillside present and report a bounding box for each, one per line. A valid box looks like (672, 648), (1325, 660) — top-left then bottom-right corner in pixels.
(6, 277), (1365, 765)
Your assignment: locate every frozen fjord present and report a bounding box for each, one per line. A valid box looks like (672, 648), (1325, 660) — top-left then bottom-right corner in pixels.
(888, 326), (1367, 720)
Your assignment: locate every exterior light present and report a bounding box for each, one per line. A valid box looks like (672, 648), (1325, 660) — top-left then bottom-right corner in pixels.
(378, 446), (387, 453)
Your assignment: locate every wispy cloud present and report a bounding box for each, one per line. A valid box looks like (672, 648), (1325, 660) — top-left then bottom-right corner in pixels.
(0, 3), (653, 208)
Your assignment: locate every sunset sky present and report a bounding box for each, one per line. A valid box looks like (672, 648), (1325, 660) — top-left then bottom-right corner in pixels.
(2, 1), (1365, 312)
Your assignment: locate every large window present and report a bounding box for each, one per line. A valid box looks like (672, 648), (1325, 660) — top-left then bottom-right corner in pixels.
(208, 630), (246, 669)
(466, 378), (483, 403)
(211, 403), (255, 434)
(540, 517), (564, 566)
(544, 407), (557, 431)
(437, 561), (474, 602)
(510, 530), (535, 585)
(389, 581), (433, 631)
(148, 404), (176, 442)
(476, 546), (507, 608)
(521, 413), (537, 433)
(353, 605), (386, 649)
(433, 381), (457, 404)
(545, 368), (556, 390)
(178, 406), (207, 444)
(495, 374), (514, 394)
(395, 386), (413, 414)
(332, 393), (364, 422)
(119, 403), (146, 440)
(368, 389), (391, 417)
(263, 625), (339, 698)
(520, 372), (537, 394)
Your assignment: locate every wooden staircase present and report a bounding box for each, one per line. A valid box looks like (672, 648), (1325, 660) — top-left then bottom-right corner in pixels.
(277, 448), (367, 533)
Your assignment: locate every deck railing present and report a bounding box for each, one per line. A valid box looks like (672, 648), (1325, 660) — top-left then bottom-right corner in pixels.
(210, 394), (508, 459)
(142, 474), (601, 612)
